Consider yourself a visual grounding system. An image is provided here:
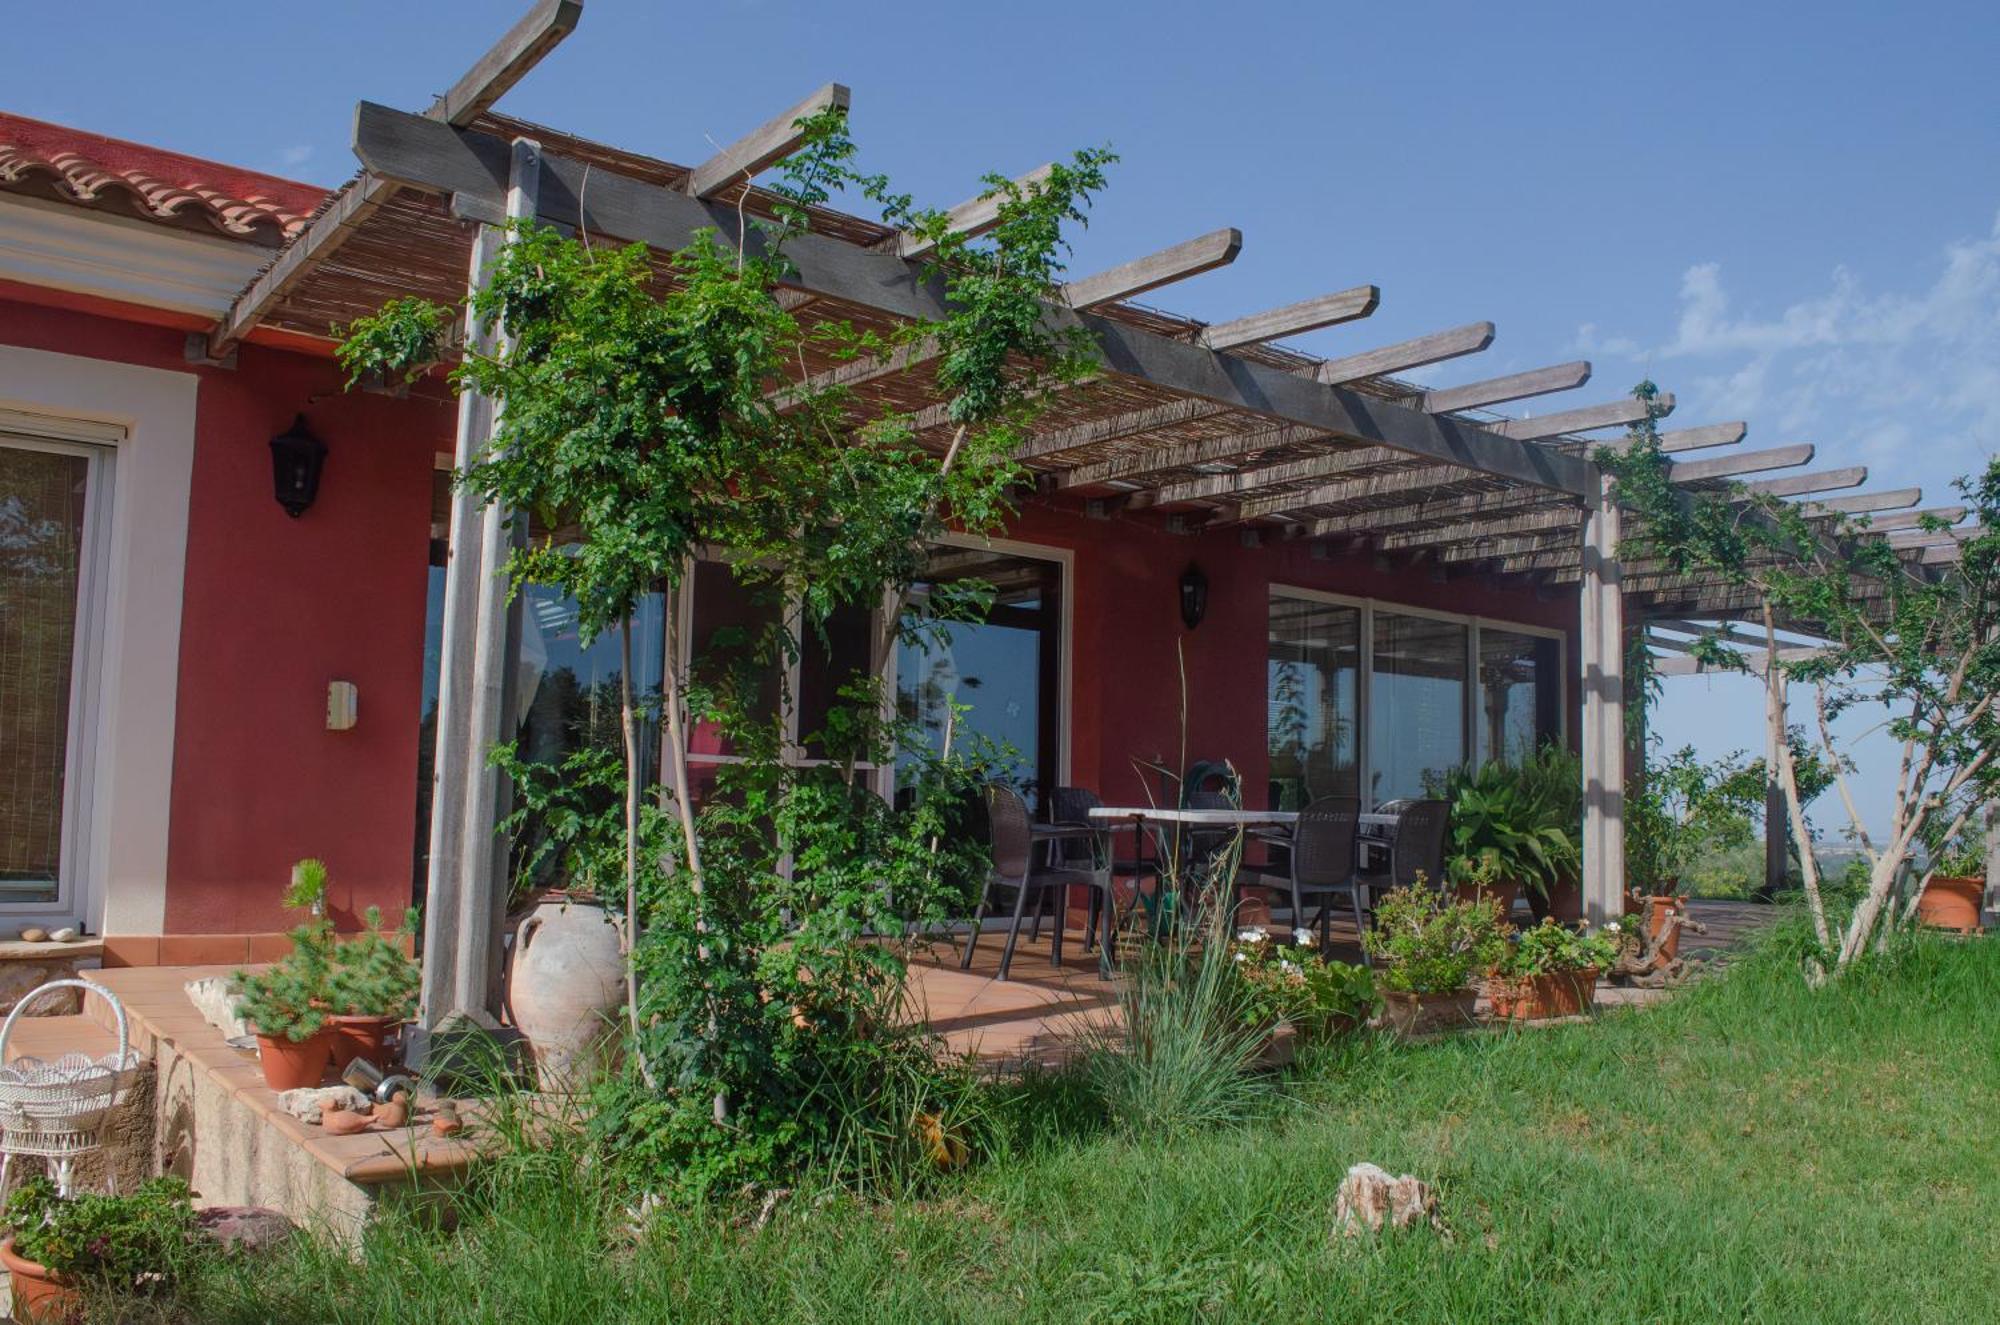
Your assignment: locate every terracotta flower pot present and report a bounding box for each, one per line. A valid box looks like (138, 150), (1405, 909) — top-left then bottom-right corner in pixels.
(253, 1027), (332, 1092)
(326, 1015), (397, 1076)
(1486, 968), (1599, 1021)
(1380, 988), (1478, 1037)
(1915, 876), (1984, 933)
(1532, 876), (1583, 924)
(1626, 893), (1687, 964)
(2, 1236), (78, 1325)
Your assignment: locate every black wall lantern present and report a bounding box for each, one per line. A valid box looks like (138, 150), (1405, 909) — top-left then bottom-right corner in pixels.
(1178, 561), (1208, 630)
(269, 415), (326, 518)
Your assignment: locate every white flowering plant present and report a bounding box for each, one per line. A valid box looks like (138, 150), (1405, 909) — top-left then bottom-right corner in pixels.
(1499, 918), (1621, 979)
(1225, 926), (1378, 1036)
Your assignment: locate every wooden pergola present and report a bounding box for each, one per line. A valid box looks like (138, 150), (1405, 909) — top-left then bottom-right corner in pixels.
(199, 2), (1971, 1031)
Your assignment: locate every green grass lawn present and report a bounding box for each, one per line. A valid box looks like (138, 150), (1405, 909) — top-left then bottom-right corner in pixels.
(149, 926), (1999, 1324)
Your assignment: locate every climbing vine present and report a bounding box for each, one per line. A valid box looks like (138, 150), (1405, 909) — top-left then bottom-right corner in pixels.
(340, 113), (1116, 1191)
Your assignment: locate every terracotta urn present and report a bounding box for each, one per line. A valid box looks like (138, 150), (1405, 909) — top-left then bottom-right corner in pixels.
(1915, 876), (1984, 933)
(507, 897), (625, 1091)
(1, 1235), (77, 1324)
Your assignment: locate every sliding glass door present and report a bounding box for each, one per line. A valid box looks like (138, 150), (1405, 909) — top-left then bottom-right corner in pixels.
(1266, 589), (1563, 809)
(0, 436), (107, 915)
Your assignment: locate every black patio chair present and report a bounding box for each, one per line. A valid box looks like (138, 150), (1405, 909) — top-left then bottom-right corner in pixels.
(1238, 796), (1363, 955)
(961, 783), (1116, 981)
(1386, 797), (1452, 894)
(1046, 786), (1158, 954)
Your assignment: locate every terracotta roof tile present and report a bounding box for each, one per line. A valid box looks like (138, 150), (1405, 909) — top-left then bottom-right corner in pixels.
(0, 112), (325, 245)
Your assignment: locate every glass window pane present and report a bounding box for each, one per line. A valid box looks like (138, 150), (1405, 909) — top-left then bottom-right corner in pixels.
(0, 445), (87, 904)
(798, 601), (873, 760)
(896, 548), (1059, 806)
(687, 559), (781, 757)
(1477, 629), (1561, 765)
(1266, 595), (1360, 809)
(1369, 612), (1467, 803)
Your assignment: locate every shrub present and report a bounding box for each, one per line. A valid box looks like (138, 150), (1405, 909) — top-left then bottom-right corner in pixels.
(1364, 884), (1508, 995)
(1427, 744), (1581, 899)
(1500, 918), (1619, 978)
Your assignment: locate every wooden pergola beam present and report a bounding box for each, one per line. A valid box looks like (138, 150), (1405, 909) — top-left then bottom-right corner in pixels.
(1148, 447), (1403, 507)
(351, 102), (1597, 495)
(1801, 487), (1920, 515)
(1592, 420), (1746, 455)
(1380, 505), (1580, 551)
(1306, 487), (1571, 538)
(209, 0), (584, 357)
(1850, 505), (1967, 533)
(1200, 286), (1379, 351)
(1052, 422), (1328, 488)
(1059, 228), (1242, 310)
(1315, 322), (1494, 386)
(1885, 523), (1982, 549)
(1491, 393), (1673, 442)
(1743, 465), (1866, 498)
(1671, 444), (1814, 483)
(1232, 458), (1501, 519)
(889, 163), (1057, 259)
(685, 82), (851, 199)
(1421, 361), (1589, 415)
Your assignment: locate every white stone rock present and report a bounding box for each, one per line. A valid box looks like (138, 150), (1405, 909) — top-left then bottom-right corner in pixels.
(184, 977), (252, 1041)
(1333, 1162), (1448, 1238)
(275, 1086), (370, 1124)
(49, 928), (76, 943)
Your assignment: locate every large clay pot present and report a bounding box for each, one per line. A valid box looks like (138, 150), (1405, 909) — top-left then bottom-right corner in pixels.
(253, 1028), (332, 1092)
(1, 1237), (76, 1324)
(1530, 876), (1584, 924)
(1490, 967), (1600, 1022)
(507, 898), (625, 1091)
(1915, 876), (1984, 933)
(1453, 880), (1521, 918)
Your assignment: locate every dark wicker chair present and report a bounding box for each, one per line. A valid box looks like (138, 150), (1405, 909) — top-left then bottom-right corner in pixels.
(1239, 796), (1363, 954)
(961, 783), (1115, 980)
(1047, 786), (1155, 955)
(1386, 798), (1452, 893)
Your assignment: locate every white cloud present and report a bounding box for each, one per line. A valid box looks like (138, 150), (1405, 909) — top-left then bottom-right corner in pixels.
(275, 144), (313, 169)
(1578, 211), (2000, 493)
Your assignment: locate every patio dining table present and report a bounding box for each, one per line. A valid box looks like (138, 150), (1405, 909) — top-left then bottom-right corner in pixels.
(1084, 806), (1300, 931)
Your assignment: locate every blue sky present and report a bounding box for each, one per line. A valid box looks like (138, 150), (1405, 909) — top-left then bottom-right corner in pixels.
(12, 1), (1999, 835)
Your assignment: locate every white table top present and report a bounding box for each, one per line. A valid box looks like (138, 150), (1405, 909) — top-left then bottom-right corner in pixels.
(1086, 806), (1299, 827)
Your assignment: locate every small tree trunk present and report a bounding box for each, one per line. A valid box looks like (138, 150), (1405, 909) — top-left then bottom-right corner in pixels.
(617, 621), (658, 1089)
(658, 595), (724, 1121)
(1764, 605), (1828, 949)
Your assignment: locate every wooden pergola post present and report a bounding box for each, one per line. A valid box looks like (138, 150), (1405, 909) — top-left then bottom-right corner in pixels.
(417, 137), (540, 1038)
(1579, 469), (1626, 925)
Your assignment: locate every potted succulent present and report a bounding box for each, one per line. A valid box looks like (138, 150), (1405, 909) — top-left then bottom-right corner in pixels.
(1429, 746), (1581, 918)
(1, 1176), (201, 1323)
(326, 905), (422, 1074)
(1228, 927), (1379, 1062)
(1363, 883), (1508, 1037)
(1486, 919), (1620, 1021)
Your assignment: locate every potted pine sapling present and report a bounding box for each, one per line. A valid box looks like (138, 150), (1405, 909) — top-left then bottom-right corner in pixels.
(1486, 919), (1621, 1021)
(1363, 882), (1508, 1037)
(230, 922), (335, 1090)
(326, 906), (421, 1074)
(1, 1176), (201, 1323)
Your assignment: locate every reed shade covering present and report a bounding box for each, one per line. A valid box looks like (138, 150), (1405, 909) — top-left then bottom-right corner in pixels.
(0, 443), (85, 900)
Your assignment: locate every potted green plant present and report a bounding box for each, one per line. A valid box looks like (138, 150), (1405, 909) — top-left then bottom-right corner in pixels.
(230, 920), (335, 1091)
(1429, 746), (1581, 918)
(1486, 919), (1620, 1021)
(1228, 927), (1379, 1061)
(326, 905), (421, 1074)
(1625, 746), (1762, 962)
(1, 1176), (201, 1323)
(1363, 883), (1508, 1037)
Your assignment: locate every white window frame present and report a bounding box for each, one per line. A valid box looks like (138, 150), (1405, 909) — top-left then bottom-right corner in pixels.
(1269, 585), (1567, 809)
(0, 421), (118, 925)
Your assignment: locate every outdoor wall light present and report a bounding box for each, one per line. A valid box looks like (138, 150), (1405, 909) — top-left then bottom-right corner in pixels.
(269, 414), (327, 517)
(1178, 562), (1209, 630)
